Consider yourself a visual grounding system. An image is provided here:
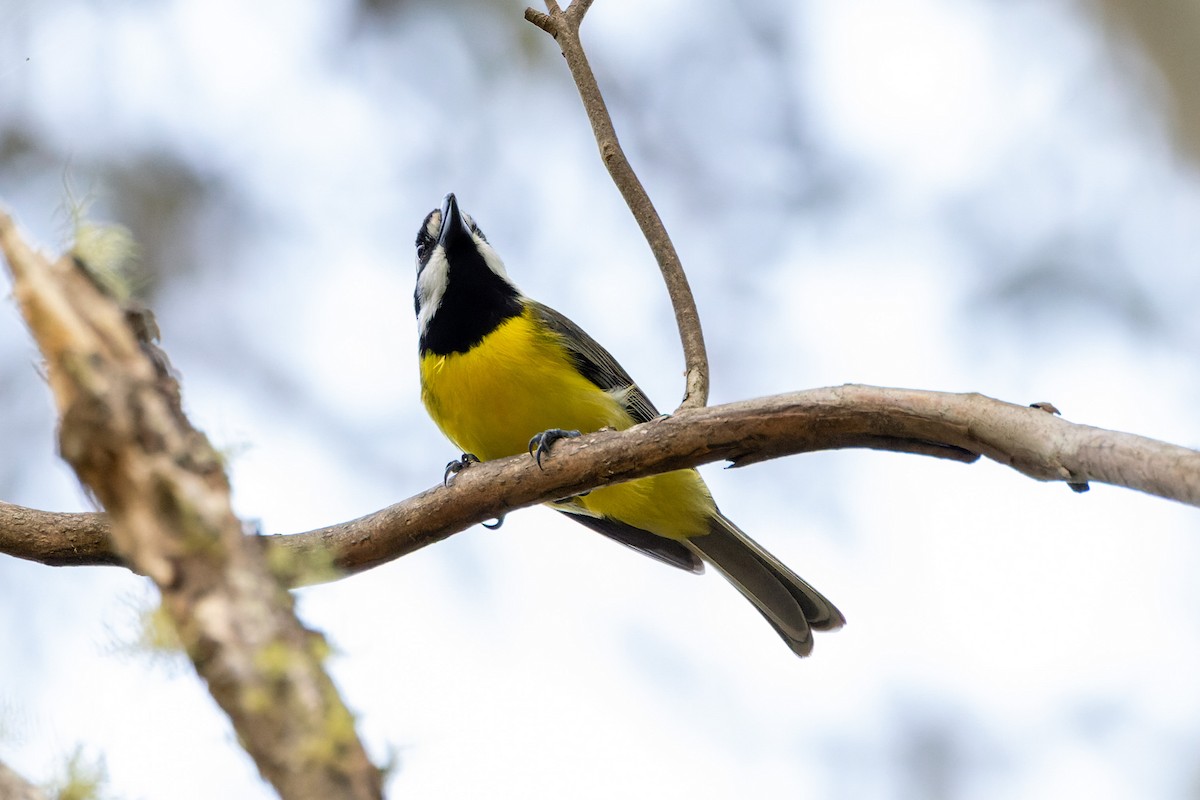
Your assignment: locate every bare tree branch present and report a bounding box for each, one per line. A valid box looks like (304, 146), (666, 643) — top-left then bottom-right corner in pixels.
(0, 503), (117, 566)
(5, 385), (1198, 584)
(0, 212), (382, 800)
(0, 761), (50, 800)
(525, 0), (710, 409)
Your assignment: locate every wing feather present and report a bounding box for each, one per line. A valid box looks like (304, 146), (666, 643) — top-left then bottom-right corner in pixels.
(529, 301), (696, 568)
(553, 507), (703, 573)
(528, 301), (660, 425)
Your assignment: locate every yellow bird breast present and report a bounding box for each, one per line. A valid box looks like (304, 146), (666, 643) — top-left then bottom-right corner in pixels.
(419, 307), (715, 540)
(420, 309), (631, 460)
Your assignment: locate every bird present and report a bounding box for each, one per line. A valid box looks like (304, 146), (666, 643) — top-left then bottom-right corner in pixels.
(414, 193), (844, 656)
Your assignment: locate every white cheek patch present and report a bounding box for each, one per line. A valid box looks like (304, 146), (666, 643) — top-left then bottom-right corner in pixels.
(425, 211), (442, 240)
(416, 250), (449, 334)
(477, 240), (510, 279)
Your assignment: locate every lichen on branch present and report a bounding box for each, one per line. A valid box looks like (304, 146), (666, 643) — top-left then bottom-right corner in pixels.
(0, 211), (382, 800)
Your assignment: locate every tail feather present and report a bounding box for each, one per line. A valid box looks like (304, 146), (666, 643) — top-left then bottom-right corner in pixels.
(683, 513), (845, 657)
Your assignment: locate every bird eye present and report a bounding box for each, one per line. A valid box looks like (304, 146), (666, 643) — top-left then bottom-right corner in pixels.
(415, 230), (436, 269)
(416, 208), (440, 268)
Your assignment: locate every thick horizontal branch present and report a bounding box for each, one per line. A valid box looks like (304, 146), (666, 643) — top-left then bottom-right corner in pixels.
(4, 385), (1197, 584)
(0, 503), (116, 566)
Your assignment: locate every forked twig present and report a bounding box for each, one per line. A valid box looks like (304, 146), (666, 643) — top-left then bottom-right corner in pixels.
(525, 0), (710, 409)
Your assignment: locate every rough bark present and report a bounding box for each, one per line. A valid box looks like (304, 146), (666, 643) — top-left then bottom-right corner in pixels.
(4, 386), (1197, 587)
(0, 212), (382, 800)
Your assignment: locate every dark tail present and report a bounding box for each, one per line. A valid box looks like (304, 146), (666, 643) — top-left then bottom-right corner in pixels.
(683, 513), (845, 657)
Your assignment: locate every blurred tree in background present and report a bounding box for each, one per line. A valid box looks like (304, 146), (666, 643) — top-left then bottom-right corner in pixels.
(2, 1), (1199, 798)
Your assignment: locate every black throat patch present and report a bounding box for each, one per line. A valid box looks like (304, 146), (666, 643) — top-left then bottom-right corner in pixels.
(419, 240), (523, 356)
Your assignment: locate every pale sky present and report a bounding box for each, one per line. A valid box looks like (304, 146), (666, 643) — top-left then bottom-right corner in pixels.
(2, 1), (1199, 798)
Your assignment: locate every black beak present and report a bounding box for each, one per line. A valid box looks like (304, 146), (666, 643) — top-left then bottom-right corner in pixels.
(438, 193), (468, 248)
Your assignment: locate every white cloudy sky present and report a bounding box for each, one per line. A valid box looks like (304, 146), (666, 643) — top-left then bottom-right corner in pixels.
(2, 1), (1199, 798)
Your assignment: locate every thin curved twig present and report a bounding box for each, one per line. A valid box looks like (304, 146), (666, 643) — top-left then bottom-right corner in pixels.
(525, 0), (710, 409)
(5, 386), (1197, 584)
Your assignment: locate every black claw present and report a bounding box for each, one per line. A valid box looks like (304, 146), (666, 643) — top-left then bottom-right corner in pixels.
(527, 428), (582, 469)
(443, 453), (481, 486)
(482, 515), (506, 530)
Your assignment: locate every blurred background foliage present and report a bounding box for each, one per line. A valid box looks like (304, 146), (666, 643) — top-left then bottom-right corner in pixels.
(2, 1), (1199, 798)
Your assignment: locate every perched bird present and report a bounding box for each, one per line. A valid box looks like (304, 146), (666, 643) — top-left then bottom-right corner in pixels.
(414, 193), (844, 656)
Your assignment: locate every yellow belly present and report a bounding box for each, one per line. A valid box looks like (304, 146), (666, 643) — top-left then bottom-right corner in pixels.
(420, 309), (715, 539)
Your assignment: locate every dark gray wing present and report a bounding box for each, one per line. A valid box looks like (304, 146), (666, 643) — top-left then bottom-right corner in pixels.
(529, 302), (698, 571)
(528, 301), (660, 425)
(553, 506), (704, 573)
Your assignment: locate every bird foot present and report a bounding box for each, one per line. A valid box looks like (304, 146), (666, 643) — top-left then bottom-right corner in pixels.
(443, 453), (505, 528)
(444, 452), (481, 486)
(527, 428), (581, 469)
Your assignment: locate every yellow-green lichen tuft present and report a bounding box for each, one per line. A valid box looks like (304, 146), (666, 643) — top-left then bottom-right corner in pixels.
(46, 745), (115, 800)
